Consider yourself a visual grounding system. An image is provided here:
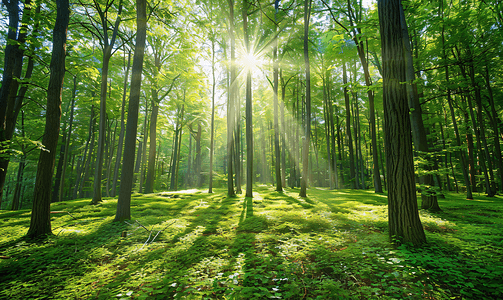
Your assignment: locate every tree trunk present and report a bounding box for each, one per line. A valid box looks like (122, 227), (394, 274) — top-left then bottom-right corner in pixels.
(243, 0), (253, 198)
(196, 123), (202, 187)
(115, 0), (147, 222)
(145, 100), (158, 194)
(27, 0), (69, 238)
(273, 3), (282, 192)
(91, 0), (123, 205)
(58, 76), (76, 202)
(484, 66), (503, 193)
(343, 63), (356, 189)
(378, 0), (426, 245)
(299, 0), (312, 198)
(111, 50), (131, 197)
(209, 38), (216, 193)
(400, 4), (439, 210)
(74, 106), (94, 199)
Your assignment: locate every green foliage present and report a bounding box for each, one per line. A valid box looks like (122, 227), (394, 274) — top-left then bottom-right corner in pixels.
(1, 187), (502, 299)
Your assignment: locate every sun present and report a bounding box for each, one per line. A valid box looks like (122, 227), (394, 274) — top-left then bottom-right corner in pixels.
(238, 49), (266, 75)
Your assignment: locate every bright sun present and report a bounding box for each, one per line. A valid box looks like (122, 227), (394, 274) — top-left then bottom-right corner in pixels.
(240, 51), (265, 74)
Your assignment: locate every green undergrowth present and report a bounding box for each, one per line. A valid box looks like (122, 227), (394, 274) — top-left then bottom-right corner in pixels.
(1, 187), (502, 299)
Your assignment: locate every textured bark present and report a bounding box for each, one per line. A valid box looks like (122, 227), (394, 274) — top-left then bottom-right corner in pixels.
(115, 0), (147, 222)
(378, 0), (426, 245)
(0, 0), (37, 207)
(27, 0), (69, 238)
(299, 0), (312, 198)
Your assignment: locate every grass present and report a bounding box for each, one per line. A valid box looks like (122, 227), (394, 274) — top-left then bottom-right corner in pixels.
(0, 186), (502, 299)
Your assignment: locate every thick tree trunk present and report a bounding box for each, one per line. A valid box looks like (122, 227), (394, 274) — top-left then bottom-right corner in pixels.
(378, 0), (426, 245)
(27, 0), (69, 238)
(115, 0), (147, 222)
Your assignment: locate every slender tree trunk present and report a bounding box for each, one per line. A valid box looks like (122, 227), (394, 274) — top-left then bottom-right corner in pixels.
(244, 0), (253, 198)
(273, 2), (282, 192)
(115, 0), (147, 222)
(399, 5), (439, 210)
(139, 102), (149, 193)
(299, 0), (312, 198)
(27, 0), (69, 238)
(378, 0), (426, 245)
(196, 123), (202, 187)
(112, 50), (131, 197)
(92, 1), (123, 205)
(58, 76), (76, 202)
(343, 63), (356, 189)
(74, 106), (94, 199)
(484, 66), (503, 193)
(226, 2), (236, 197)
(209, 39), (216, 193)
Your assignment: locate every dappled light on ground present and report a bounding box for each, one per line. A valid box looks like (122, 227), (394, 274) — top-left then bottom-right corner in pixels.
(1, 187), (502, 299)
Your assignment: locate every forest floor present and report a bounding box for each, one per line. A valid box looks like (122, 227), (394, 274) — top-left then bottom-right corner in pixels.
(0, 186), (502, 299)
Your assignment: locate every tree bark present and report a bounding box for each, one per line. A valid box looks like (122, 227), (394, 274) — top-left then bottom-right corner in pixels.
(378, 0), (426, 245)
(27, 0), (69, 238)
(115, 0), (147, 222)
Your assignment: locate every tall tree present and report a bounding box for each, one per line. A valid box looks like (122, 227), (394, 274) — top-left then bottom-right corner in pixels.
(299, 0), (312, 198)
(227, 0), (236, 197)
(114, 0), (147, 222)
(244, 0), (253, 198)
(27, 0), (69, 238)
(90, 0), (124, 205)
(273, 0), (282, 192)
(111, 50), (131, 197)
(399, 4), (439, 210)
(378, 0), (426, 245)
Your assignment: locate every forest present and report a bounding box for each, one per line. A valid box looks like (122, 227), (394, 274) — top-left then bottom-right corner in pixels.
(0, 0), (502, 299)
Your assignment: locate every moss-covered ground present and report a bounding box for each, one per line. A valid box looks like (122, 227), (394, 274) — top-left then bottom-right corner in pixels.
(0, 186), (502, 299)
